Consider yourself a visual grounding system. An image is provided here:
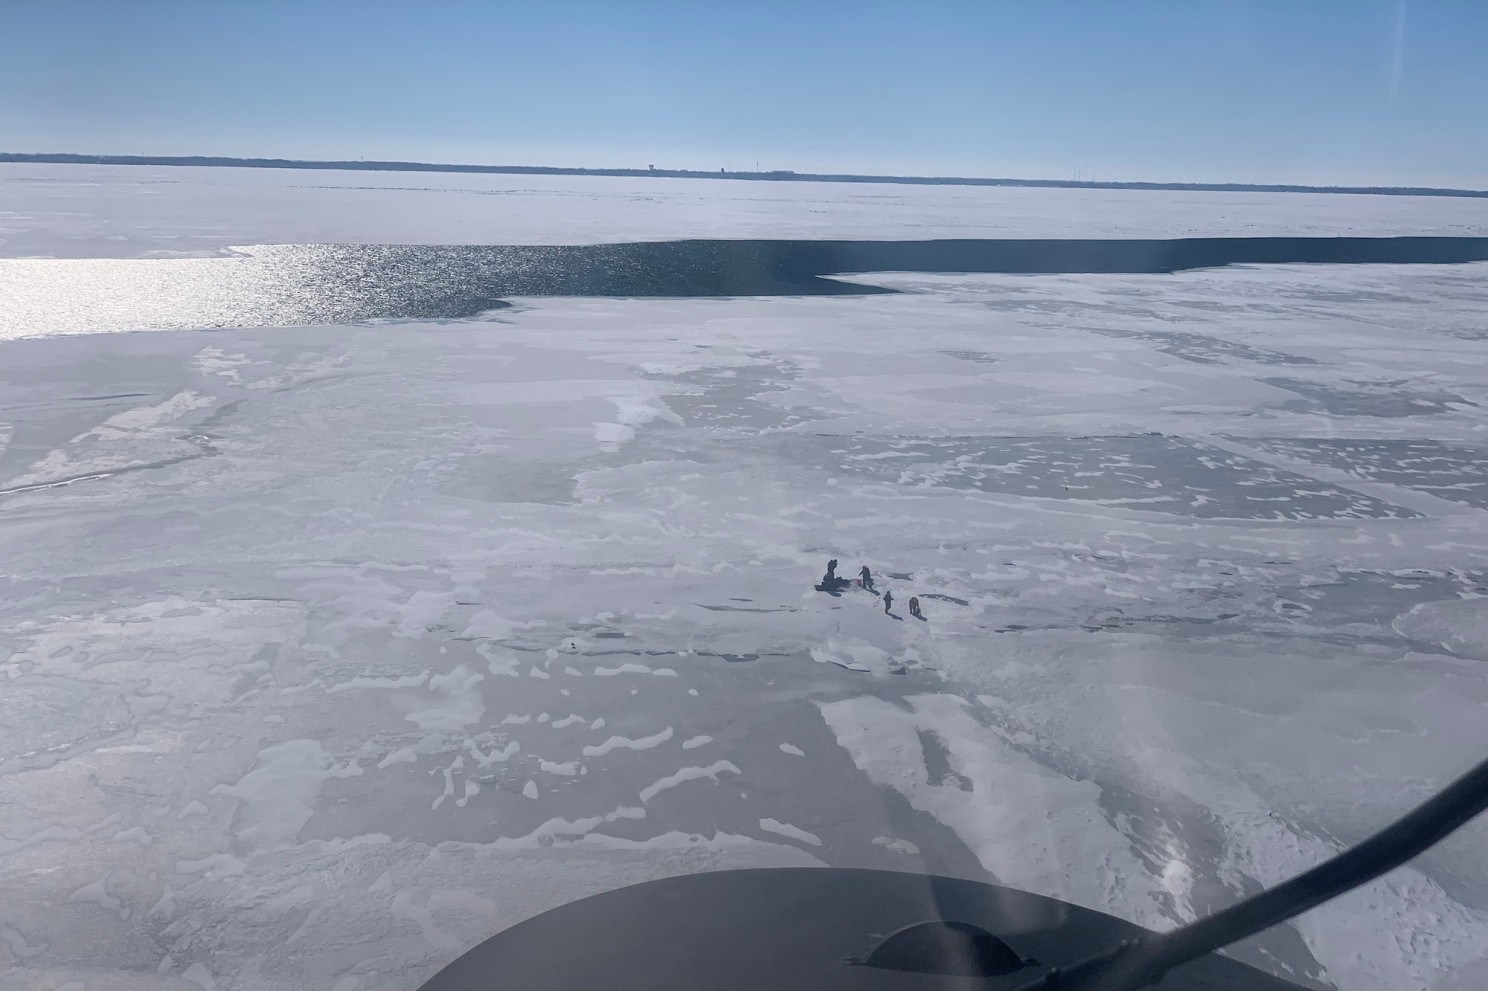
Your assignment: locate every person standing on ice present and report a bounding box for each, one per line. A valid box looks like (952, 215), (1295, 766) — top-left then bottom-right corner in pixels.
(908, 596), (923, 619)
(882, 589), (894, 615)
(859, 565), (874, 591)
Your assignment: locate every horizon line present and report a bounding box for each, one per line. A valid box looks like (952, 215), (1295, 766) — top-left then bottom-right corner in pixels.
(3, 152), (1486, 200)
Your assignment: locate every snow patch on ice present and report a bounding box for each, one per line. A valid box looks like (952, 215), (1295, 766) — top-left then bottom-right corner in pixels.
(406, 666), (485, 734)
(183, 962), (218, 990)
(593, 662), (677, 677)
(810, 639), (892, 673)
(1394, 598), (1488, 659)
(377, 747), (417, 769)
(583, 727), (673, 757)
(67, 874), (123, 915)
(638, 761), (742, 803)
(818, 693), (1173, 930)
(112, 825), (153, 845)
(89, 390), (212, 439)
(758, 818), (823, 847)
(593, 421), (636, 452)
(611, 394), (683, 428)
(494, 806), (648, 847)
(210, 740), (362, 850)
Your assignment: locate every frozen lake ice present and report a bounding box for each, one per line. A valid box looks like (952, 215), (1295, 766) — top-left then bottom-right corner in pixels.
(7, 163), (1488, 258)
(2, 167), (1488, 991)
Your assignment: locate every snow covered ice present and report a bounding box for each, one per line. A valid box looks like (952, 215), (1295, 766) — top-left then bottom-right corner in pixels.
(6, 164), (1488, 258)
(3, 166), (1488, 991)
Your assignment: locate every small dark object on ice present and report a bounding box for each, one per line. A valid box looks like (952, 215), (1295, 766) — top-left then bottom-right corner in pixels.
(860, 565), (874, 591)
(815, 558), (850, 595)
(909, 596), (924, 620)
(883, 590), (894, 614)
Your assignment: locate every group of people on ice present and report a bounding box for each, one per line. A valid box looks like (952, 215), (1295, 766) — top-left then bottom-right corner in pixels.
(816, 558), (923, 619)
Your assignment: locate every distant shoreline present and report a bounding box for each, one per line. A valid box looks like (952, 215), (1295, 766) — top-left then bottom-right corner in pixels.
(3, 152), (1485, 199)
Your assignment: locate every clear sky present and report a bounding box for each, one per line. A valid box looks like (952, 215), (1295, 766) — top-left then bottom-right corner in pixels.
(4, 0), (1485, 187)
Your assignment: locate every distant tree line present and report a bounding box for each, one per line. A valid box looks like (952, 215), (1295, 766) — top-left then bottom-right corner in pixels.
(2, 153), (1484, 198)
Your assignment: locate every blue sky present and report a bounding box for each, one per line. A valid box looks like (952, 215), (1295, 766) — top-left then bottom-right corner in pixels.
(4, 1), (1485, 187)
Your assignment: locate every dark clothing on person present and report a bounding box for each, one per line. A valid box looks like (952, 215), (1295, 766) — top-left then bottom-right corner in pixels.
(860, 566), (873, 590)
(826, 559), (838, 581)
(908, 596), (922, 619)
(883, 591), (893, 614)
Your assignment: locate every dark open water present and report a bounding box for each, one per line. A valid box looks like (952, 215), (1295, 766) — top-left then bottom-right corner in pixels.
(3, 236), (1488, 337)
